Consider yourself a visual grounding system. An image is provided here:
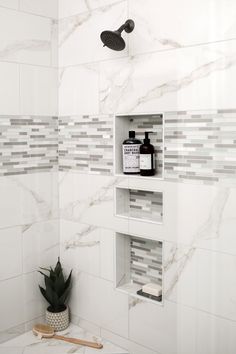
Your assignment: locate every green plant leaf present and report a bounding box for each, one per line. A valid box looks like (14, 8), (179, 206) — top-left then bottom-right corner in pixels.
(39, 267), (50, 272)
(46, 285), (60, 311)
(54, 257), (62, 276)
(39, 286), (53, 306)
(49, 267), (56, 281)
(64, 270), (72, 290)
(58, 286), (71, 306)
(54, 270), (65, 297)
(45, 274), (55, 292)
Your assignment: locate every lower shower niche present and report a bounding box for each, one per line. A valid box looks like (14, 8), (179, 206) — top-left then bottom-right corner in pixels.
(115, 233), (163, 304)
(115, 187), (163, 224)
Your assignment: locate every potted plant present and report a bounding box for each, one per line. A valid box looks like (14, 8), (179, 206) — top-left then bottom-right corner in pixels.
(38, 258), (72, 331)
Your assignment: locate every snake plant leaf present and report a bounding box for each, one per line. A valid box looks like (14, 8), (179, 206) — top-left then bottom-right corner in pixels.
(54, 257), (62, 276)
(54, 270), (65, 297)
(39, 286), (53, 307)
(64, 270), (72, 290)
(58, 285), (71, 306)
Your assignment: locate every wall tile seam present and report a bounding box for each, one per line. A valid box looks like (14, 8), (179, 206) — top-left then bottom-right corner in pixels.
(166, 298), (236, 324)
(71, 313), (162, 354)
(0, 4), (58, 21)
(57, 37), (236, 69)
(59, 219), (236, 258)
(0, 217), (59, 232)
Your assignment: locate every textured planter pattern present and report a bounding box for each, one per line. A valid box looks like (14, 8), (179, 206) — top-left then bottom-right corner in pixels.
(46, 307), (69, 331)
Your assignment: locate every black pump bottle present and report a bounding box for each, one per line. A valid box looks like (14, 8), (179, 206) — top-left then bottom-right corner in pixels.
(122, 130), (142, 174)
(140, 132), (155, 176)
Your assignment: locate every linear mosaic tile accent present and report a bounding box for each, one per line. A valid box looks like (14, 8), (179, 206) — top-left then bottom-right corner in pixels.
(0, 116), (58, 176)
(130, 237), (162, 286)
(164, 110), (236, 184)
(129, 189), (163, 222)
(59, 115), (113, 175)
(129, 114), (163, 174)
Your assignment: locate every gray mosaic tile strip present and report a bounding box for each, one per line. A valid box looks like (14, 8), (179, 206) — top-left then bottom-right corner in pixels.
(0, 116), (58, 176)
(164, 110), (236, 184)
(128, 114), (163, 174)
(130, 237), (162, 286)
(59, 115), (113, 175)
(129, 189), (163, 222)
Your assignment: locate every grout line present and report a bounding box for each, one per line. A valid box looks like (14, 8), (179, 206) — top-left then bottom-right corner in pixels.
(58, 36), (236, 70)
(166, 298), (236, 324)
(0, 217), (59, 232)
(0, 4), (57, 20)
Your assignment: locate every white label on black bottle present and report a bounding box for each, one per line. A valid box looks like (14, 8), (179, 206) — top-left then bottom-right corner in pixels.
(123, 144), (140, 173)
(140, 154), (152, 170)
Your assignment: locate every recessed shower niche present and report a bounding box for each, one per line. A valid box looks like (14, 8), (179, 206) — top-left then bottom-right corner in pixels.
(115, 233), (163, 304)
(115, 186), (163, 224)
(114, 113), (164, 178)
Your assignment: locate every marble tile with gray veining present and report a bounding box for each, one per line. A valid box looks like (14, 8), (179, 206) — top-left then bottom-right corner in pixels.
(99, 40), (236, 113)
(0, 7), (53, 65)
(59, 1), (128, 66)
(0, 324), (128, 353)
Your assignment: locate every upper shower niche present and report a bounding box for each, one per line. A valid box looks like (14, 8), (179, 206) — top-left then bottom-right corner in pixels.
(100, 19), (135, 51)
(114, 113), (164, 179)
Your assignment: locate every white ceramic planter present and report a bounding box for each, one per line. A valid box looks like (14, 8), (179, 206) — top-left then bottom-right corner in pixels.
(46, 306), (69, 331)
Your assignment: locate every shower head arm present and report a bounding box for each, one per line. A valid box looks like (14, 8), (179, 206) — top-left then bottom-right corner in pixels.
(117, 19), (135, 34)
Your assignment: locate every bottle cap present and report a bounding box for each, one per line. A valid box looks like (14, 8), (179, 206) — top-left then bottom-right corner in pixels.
(129, 131), (135, 138)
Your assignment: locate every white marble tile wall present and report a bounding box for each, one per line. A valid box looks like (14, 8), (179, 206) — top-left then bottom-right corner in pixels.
(0, 0), (59, 342)
(57, 1), (236, 353)
(0, 2), (58, 116)
(0, 173), (59, 341)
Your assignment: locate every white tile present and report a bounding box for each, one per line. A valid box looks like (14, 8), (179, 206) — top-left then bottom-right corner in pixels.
(101, 329), (159, 354)
(0, 177), (22, 228)
(0, 172), (58, 229)
(0, 62), (19, 115)
(1, 324), (129, 353)
(129, 0), (236, 56)
(16, 172), (59, 224)
(22, 220), (59, 273)
(59, 1), (128, 66)
(0, 227), (22, 281)
(22, 272), (45, 322)
(100, 229), (114, 281)
(51, 20), (58, 67)
(129, 297), (177, 354)
(0, 0), (18, 10)
(20, 65), (57, 115)
(70, 273), (129, 338)
(99, 40), (236, 113)
(59, 64), (99, 115)
(0, 7), (51, 65)
(20, 0), (58, 19)
(164, 244), (236, 321)
(71, 314), (101, 336)
(60, 220), (100, 277)
(0, 277), (24, 331)
(129, 298), (236, 354)
(149, 181), (236, 255)
(59, 0), (121, 19)
(59, 172), (128, 233)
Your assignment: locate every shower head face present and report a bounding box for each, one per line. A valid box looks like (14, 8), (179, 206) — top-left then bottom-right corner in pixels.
(100, 30), (126, 51)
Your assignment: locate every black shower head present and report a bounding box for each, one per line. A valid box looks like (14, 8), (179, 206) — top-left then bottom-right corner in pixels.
(100, 19), (135, 51)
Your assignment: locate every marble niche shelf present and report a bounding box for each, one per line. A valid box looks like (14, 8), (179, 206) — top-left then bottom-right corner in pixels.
(114, 113), (164, 180)
(115, 233), (163, 305)
(115, 186), (163, 224)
